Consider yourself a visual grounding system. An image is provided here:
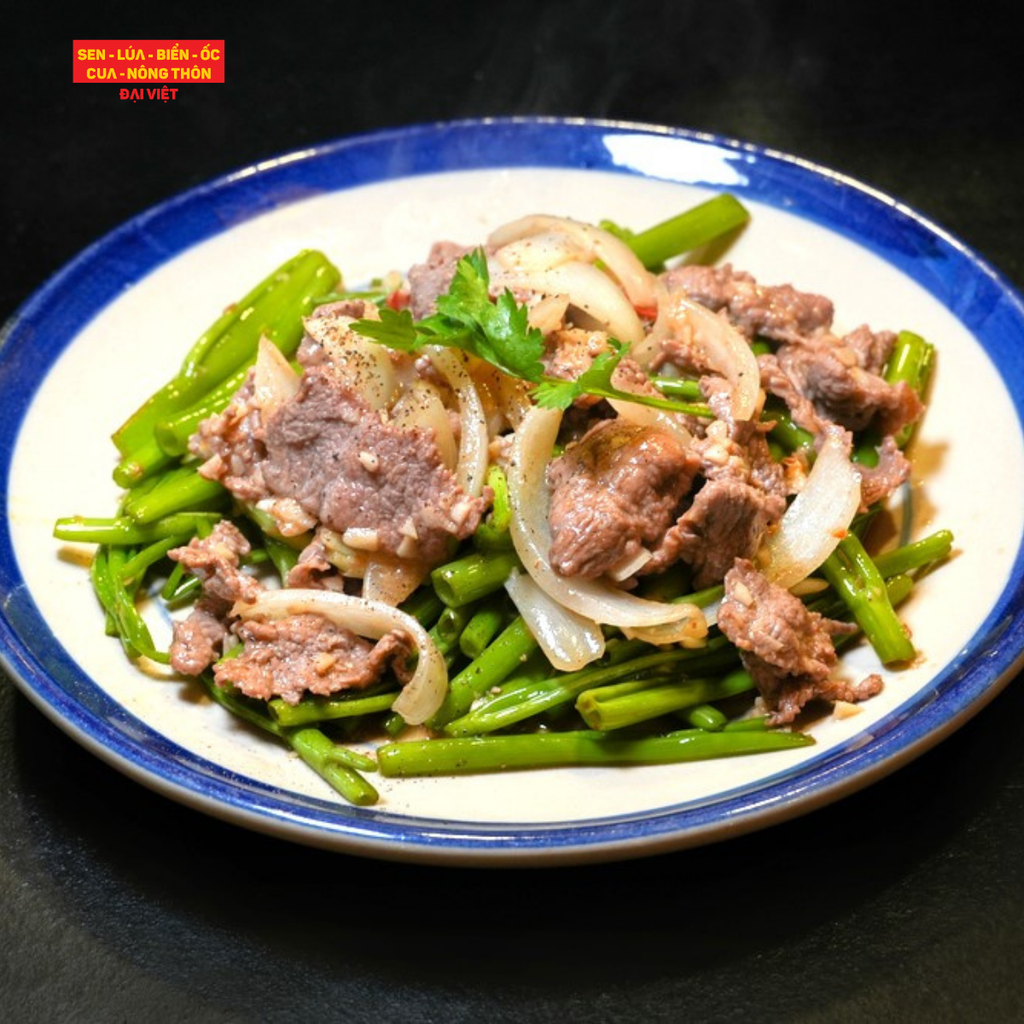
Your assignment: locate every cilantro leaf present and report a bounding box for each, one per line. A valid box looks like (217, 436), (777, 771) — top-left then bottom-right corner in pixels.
(350, 246), (710, 419)
(351, 249), (545, 382)
(435, 250), (546, 380)
(433, 248), (490, 321)
(534, 339), (711, 417)
(349, 306), (422, 351)
(533, 345), (628, 410)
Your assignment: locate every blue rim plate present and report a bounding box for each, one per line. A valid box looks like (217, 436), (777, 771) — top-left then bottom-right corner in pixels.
(3, 117), (1024, 865)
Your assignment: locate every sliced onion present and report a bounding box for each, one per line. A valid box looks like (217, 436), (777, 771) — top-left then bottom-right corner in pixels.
(493, 261), (645, 345)
(426, 346), (490, 497)
(488, 214), (656, 310)
(526, 293), (571, 335)
(605, 360), (694, 447)
(607, 398), (694, 448)
(789, 576), (830, 597)
(389, 380), (458, 470)
(363, 556), (430, 607)
(253, 336), (301, 416)
(756, 426), (862, 590)
(505, 568), (605, 671)
(637, 284), (762, 422)
(507, 405), (700, 628)
(621, 604), (708, 647)
(606, 547), (653, 582)
(498, 373), (534, 429)
(304, 315), (398, 411)
(233, 587), (447, 725)
(493, 231), (589, 273)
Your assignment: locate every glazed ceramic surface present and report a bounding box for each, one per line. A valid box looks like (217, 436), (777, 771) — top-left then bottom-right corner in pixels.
(2, 119), (1023, 864)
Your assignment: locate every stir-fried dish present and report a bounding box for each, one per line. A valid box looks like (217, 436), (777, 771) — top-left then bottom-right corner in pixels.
(54, 195), (952, 805)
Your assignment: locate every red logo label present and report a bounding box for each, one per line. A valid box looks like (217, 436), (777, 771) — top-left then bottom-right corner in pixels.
(72, 40), (225, 84)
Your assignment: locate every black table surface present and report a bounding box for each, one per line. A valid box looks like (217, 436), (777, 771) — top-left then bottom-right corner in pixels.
(3, 4), (1023, 1021)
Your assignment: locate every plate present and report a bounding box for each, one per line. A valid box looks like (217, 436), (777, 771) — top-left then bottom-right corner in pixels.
(3, 118), (1024, 866)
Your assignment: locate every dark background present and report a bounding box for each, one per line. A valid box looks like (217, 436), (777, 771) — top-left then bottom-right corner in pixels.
(3, 2), (1023, 1020)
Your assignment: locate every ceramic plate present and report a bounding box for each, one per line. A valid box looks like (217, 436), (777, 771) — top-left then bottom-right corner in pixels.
(3, 118), (1024, 866)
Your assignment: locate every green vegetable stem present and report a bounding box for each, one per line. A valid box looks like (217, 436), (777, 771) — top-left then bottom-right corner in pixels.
(821, 534), (916, 665)
(202, 677), (379, 806)
(443, 645), (704, 737)
(53, 511), (222, 546)
(429, 616), (540, 728)
(623, 193), (751, 270)
(376, 726), (814, 778)
(576, 669), (755, 732)
(431, 548), (520, 608)
(112, 250), (339, 467)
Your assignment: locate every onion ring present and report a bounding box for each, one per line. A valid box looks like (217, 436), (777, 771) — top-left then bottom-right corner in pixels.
(233, 587), (447, 724)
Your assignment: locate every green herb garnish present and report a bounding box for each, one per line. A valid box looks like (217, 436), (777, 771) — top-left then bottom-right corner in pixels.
(352, 249), (709, 417)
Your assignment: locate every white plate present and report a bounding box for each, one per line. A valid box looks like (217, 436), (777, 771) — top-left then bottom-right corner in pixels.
(3, 118), (1024, 865)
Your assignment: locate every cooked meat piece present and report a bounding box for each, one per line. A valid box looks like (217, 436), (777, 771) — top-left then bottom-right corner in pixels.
(166, 516), (415, 702)
(655, 478), (785, 587)
(547, 418), (700, 579)
(543, 326), (609, 383)
(309, 298), (369, 321)
(843, 324), (895, 377)
(167, 522), (263, 675)
(286, 531), (340, 590)
(769, 334), (923, 435)
(691, 418), (788, 498)
(260, 364), (486, 563)
(407, 241), (472, 319)
(661, 263), (835, 343)
(759, 351), (827, 435)
(190, 376), (269, 503)
(699, 374), (735, 424)
(168, 521), (262, 607)
(169, 602), (230, 676)
(858, 435), (912, 509)
(717, 558), (882, 724)
(744, 428), (790, 500)
(214, 614), (413, 705)
(539, 327), (610, 415)
(661, 262), (919, 444)
(195, 360), (488, 565)
(612, 357), (703, 437)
